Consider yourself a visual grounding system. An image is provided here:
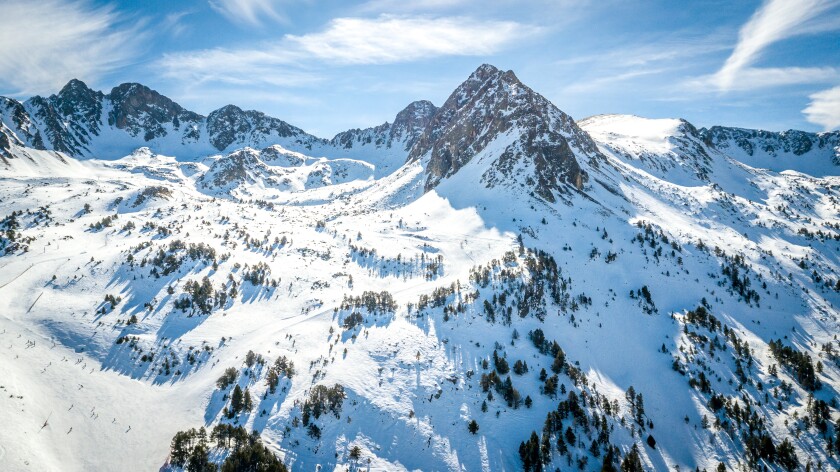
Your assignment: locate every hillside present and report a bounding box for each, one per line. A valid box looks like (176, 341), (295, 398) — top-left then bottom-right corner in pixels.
(0, 65), (839, 472)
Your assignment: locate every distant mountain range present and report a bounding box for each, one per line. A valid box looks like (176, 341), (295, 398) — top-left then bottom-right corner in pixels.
(3, 64), (838, 197)
(1, 65), (839, 472)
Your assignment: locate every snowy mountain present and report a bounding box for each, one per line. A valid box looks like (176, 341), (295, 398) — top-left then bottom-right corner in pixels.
(700, 125), (840, 177)
(1, 65), (839, 472)
(0, 79), (326, 160)
(408, 64), (597, 201)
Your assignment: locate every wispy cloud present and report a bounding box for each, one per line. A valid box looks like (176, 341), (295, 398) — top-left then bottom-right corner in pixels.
(158, 15), (540, 85)
(286, 16), (539, 64)
(0, 0), (143, 96)
(209, 0), (294, 26)
(554, 36), (728, 95)
(685, 65), (839, 93)
(358, 0), (471, 14)
(705, 0), (840, 91)
(803, 85), (840, 130)
(162, 10), (195, 38)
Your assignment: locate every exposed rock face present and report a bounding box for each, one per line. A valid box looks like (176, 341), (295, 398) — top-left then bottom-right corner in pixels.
(0, 97), (45, 150)
(701, 126), (840, 161)
(107, 82), (202, 142)
(133, 186), (173, 207)
(330, 100), (437, 152)
(207, 105), (316, 152)
(0, 124), (11, 158)
(199, 148), (273, 190)
(0, 80), (325, 159)
(197, 146), (374, 196)
(55, 79), (104, 137)
(207, 105), (253, 151)
(408, 64), (599, 202)
(391, 100), (438, 150)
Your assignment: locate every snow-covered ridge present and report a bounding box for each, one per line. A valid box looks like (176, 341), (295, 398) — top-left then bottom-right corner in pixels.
(0, 64), (839, 472)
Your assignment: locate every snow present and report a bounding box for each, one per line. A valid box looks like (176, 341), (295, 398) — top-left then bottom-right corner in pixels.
(0, 108), (838, 472)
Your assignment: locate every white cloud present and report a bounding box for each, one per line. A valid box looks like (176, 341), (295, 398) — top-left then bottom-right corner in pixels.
(286, 16), (538, 64)
(689, 66), (838, 92)
(710, 0), (840, 91)
(358, 0), (471, 14)
(209, 0), (292, 26)
(158, 15), (539, 85)
(163, 10), (195, 38)
(0, 0), (142, 96)
(803, 85), (840, 130)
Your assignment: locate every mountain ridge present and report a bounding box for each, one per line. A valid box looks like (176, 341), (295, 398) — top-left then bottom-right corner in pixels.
(2, 68), (838, 176)
(1, 64), (839, 472)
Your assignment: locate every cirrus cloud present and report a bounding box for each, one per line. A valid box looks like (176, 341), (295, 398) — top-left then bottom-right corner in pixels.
(0, 0), (143, 96)
(158, 15), (541, 85)
(704, 0), (840, 91)
(209, 0), (292, 26)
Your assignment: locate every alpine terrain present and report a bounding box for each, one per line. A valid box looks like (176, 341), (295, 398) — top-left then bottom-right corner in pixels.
(1, 64), (839, 472)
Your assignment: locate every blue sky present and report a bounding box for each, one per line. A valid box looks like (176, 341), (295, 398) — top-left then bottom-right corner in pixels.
(1, 0), (839, 137)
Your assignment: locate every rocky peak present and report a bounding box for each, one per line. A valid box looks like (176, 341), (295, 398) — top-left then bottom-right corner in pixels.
(700, 126), (840, 157)
(329, 100), (437, 154)
(207, 105), (250, 151)
(206, 105), (314, 152)
(408, 64), (598, 201)
(106, 83), (202, 140)
(390, 100), (437, 149)
(56, 79), (101, 104)
(0, 97), (45, 150)
(54, 79), (104, 135)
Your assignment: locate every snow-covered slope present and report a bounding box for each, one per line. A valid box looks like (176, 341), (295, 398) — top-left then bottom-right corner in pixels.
(700, 125), (840, 176)
(0, 65), (839, 472)
(196, 146), (374, 198)
(0, 81), (404, 174)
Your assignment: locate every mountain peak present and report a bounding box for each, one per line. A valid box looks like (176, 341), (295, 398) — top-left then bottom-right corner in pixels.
(469, 63), (502, 82)
(390, 100), (437, 148)
(106, 82), (200, 139)
(408, 64), (597, 201)
(213, 104), (245, 115)
(53, 78), (103, 129)
(58, 78), (94, 96)
(396, 100), (436, 118)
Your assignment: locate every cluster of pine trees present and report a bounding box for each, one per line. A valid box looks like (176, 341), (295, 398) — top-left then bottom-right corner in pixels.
(224, 384), (254, 418)
(89, 214), (118, 231)
(768, 339), (820, 391)
(242, 261), (275, 286)
(469, 248), (570, 322)
(675, 306), (834, 470)
(339, 290), (397, 314)
(173, 277), (222, 314)
(169, 425), (287, 471)
(266, 355), (295, 394)
(0, 209), (36, 253)
(144, 240), (220, 277)
(301, 384), (345, 427)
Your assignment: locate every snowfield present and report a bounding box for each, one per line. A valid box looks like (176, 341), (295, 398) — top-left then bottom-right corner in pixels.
(1, 69), (839, 472)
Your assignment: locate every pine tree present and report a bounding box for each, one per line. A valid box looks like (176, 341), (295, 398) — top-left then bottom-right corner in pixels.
(231, 385), (244, 416)
(468, 419), (479, 434)
(601, 446), (618, 472)
(244, 388), (253, 411)
(187, 443), (215, 472)
(776, 439), (798, 471)
(621, 444), (644, 472)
